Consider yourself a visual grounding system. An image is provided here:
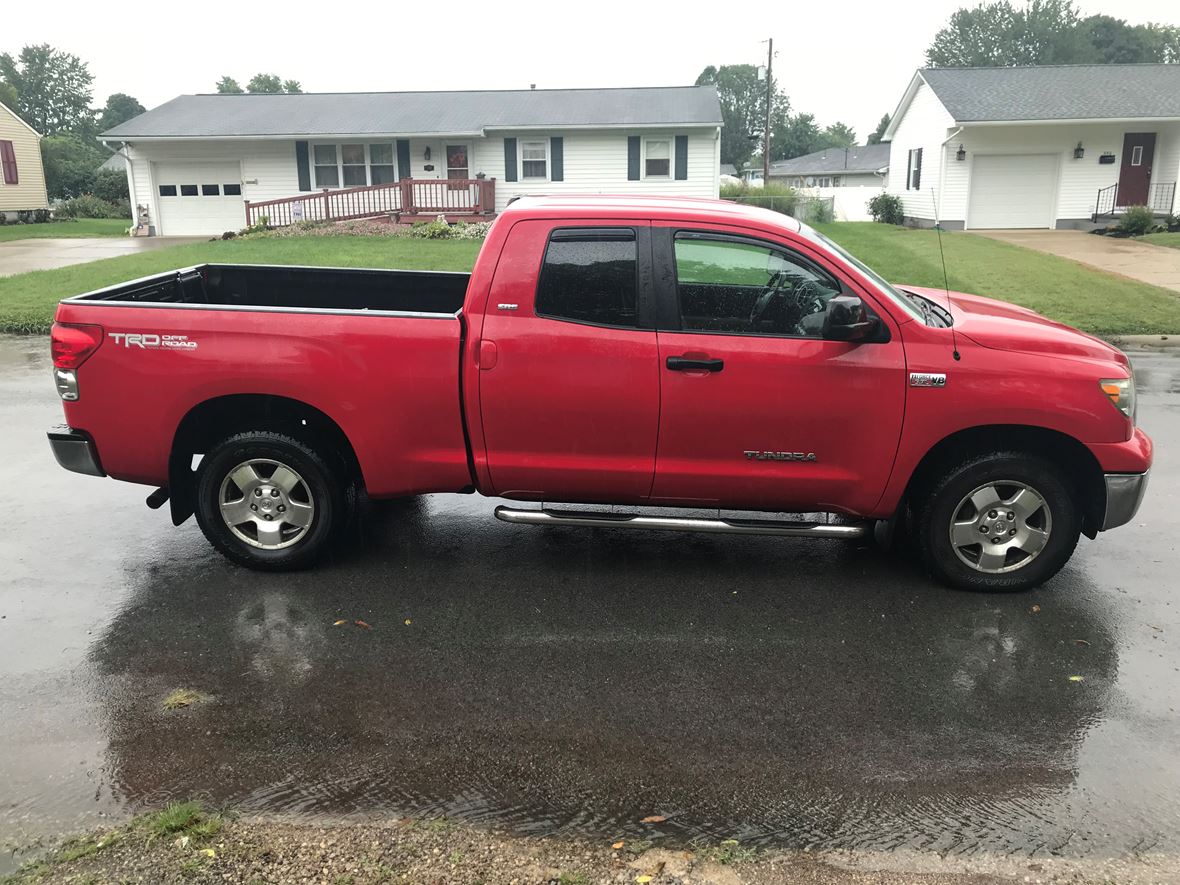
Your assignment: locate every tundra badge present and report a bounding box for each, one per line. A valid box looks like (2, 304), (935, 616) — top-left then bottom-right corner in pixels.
(743, 451), (817, 462)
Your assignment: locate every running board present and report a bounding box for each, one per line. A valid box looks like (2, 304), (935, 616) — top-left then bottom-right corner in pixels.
(493, 506), (867, 539)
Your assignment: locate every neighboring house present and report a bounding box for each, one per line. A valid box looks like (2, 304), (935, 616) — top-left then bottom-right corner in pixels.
(100, 86), (723, 236)
(0, 100), (49, 216)
(98, 152), (127, 174)
(884, 64), (1180, 230)
(768, 143), (889, 188)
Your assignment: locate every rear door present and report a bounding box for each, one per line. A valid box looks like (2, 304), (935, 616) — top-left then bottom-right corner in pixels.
(477, 219), (660, 502)
(650, 225), (906, 514)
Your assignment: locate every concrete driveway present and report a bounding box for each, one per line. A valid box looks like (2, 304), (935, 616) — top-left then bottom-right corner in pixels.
(974, 229), (1180, 292)
(0, 236), (205, 276)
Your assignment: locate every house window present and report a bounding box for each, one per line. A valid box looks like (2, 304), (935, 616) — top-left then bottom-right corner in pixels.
(907, 148), (923, 190)
(314, 145), (339, 187)
(645, 139), (670, 177)
(0, 140), (17, 185)
(201, 184), (220, 196)
(224, 183), (242, 196)
(1131, 145), (1144, 166)
(521, 140), (547, 179)
(158, 185), (177, 197)
(446, 144), (470, 180)
(180, 184), (198, 196)
(341, 144), (367, 186)
(370, 144), (396, 184)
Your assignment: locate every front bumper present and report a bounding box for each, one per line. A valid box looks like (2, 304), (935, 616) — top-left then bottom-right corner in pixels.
(48, 425), (105, 477)
(1102, 470), (1149, 531)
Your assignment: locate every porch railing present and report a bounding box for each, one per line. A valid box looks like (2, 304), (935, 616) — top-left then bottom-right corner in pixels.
(244, 178), (496, 228)
(1093, 181), (1177, 221)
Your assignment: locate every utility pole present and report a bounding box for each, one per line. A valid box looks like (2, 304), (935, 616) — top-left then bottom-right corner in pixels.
(762, 37), (773, 186)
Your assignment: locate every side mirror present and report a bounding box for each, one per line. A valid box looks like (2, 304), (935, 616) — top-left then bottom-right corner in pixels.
(822, 295), (880, 342)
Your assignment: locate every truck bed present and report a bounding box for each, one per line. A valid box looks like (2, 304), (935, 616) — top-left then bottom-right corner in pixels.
(67, 263), (471, 316)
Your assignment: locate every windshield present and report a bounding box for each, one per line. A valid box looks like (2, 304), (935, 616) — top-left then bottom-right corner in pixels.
(797, 224), (928, 323)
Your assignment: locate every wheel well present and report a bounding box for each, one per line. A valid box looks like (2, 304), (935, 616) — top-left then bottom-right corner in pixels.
(168, 394), (362, 526)
(904, 425), (1106, 539)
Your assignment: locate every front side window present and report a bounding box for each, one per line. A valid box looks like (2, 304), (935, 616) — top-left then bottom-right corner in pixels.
(313, 144), (339, 187)
(0, 140), (17, 184)
(673, 234), (841, 337)
(645, 139), (670, 177)
(370, 144), (396, 184)
(536, 229), (639, 328)
(521, 140), (548, 179)
(341, 144), (367, 186)
(907, 148), (923, 190)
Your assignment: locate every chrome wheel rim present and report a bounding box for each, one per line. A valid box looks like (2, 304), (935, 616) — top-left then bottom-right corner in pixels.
(949, 480), (1052, 574)
(218, 458), (315, 550)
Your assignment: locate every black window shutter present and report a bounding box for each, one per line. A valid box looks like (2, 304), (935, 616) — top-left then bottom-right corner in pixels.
(504, 137), (518, 182)
(674, 135), (688, 180)
(550, 136), (563, 181)
(627, 136), (641, 180)
(913, 148), (923, 191)
(396, 140), (411, 180)
(295, 141), (311, 191)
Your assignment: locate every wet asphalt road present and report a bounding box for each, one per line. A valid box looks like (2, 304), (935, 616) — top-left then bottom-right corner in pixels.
(1, 333), (1178, 870)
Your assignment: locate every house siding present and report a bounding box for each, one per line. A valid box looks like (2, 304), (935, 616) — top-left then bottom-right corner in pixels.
(886, 80), (955, 223)
(0, 103), (49, 213)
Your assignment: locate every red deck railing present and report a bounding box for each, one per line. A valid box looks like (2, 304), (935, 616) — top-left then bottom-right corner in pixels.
(244, 178), (496, 228)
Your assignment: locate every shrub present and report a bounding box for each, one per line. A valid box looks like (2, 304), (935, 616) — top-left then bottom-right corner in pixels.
(1115, 205), (1155, 237)
(1164, 213), (1180, 233)
(55, 194), (130, 219)
(800, 198), (834, 224)
(720, 181), (800, 216)
(93, 168), (130, 203)
(868, 192), (904, 225)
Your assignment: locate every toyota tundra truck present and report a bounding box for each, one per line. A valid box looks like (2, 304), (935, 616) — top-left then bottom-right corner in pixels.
(46, 195), (1152, 591)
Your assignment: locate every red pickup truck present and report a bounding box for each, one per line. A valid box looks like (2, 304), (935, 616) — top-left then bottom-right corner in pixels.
(47, 195), (1150, 591)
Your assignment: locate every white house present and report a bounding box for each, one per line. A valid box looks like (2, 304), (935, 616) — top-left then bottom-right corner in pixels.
(883, 64), (1180, 230)
(100, 86), (723, 236)
(768, 143), (889, 189)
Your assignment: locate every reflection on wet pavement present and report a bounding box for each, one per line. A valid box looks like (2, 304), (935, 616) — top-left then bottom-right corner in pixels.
(1, 336), (1178, 867)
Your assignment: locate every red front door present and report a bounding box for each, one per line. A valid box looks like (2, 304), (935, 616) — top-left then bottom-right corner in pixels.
(1117, 133), (1155, 207)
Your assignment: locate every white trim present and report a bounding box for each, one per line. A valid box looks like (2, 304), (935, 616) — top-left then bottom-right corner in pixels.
(642, 136), (672, 179)
(518, 137), (550, 181)
(0, 99), (43, 138)
(105, 124), (722, 142)
(957, 116), (1180, 127)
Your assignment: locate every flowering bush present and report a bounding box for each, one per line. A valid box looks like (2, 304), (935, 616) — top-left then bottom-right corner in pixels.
(239, 215), (492, 240)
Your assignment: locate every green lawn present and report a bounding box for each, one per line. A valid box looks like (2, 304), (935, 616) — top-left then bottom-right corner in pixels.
(814, 222), (1180, 336)
(1, 223), (1178, 336)
(1138, 232), (1180, 251)
(0, 219), (131, 242)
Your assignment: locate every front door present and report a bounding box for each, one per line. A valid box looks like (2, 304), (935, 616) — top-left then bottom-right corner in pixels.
(477, 220), (659, 502)
(650, 228), (906, 515)
(1117, 133), (1155, 206)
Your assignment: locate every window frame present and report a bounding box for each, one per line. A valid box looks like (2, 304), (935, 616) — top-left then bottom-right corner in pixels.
(643, 137), (672, 179)
(663, 229), (870, 341)
(0, 139), (17, 185)
(533, 226), (653, 331)
(311, 142), (401, 189)
(906, 147), (923, 191)
(1131, 145), (1144, 166)
(519, 138), (549, 181)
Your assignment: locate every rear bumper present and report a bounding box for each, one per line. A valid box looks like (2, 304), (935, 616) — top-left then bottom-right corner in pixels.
(1102, 470), (1149, 531)
(47, 425), (105, 477)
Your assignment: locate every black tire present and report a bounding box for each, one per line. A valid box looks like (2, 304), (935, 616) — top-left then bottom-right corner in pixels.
(916, 451), (1081, 592)
(194, 431), (352, 571)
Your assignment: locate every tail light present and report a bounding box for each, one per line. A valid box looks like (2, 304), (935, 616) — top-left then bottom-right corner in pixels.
(51, 323), (104, 369)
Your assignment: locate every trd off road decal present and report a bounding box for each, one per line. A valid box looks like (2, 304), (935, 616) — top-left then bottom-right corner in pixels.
(743, 451), (817, 462)
(108, 332), (197, 350)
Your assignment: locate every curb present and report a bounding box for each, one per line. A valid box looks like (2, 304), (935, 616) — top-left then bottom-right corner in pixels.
(1108, 334), (1180, 351)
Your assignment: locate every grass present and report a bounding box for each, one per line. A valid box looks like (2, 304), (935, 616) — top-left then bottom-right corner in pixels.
(1, 223), (1178, 336)
(138, 801), (223, 842)
(161, 688), (210, 710)
(1138, 231), (1180, 250)
(815, 222), (1180, 336)
(0, 219), (130, 241)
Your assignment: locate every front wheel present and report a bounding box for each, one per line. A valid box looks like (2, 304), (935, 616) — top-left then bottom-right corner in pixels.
(195, 431), (351, 570)
(917, 451), (1081, 592)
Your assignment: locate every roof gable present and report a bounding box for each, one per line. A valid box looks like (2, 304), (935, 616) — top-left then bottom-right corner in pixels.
(102, 86), (723, 139)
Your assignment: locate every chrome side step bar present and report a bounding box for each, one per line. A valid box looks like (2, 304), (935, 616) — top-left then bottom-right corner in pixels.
(493, 506), (867, 539)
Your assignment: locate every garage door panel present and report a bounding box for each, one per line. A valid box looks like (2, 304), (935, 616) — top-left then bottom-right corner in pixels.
(967, 154), (1057, 230)
(155, 162), (244, 236)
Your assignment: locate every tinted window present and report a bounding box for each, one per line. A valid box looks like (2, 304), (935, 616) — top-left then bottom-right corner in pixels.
(223, 183), (242, 196)
(180, 184), (198, 196)
(158, 185), (177, 197)
(536, 230), (638, 328)
(674, 234), (840, 337)
(201, 184), (220, 196)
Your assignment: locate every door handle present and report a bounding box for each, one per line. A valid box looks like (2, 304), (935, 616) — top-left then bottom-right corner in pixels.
(666, 356), (724, 372)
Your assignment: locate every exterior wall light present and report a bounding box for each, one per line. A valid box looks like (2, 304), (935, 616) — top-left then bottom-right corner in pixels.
(1074, 142), (1085, 159)
(955, 144), (966, 161)
(424, 146), (432, 162)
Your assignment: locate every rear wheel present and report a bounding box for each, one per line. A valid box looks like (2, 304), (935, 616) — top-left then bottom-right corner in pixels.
(195, 431), (351, 570)
(917, 451), (1080, 592)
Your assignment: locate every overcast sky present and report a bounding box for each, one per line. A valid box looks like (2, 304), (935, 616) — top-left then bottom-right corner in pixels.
(5, 0), (1179, 138)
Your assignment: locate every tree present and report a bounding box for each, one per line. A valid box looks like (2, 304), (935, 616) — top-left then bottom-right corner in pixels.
(98, 93), (145, 131)
(0, 81), (17, 111)
(282, 79), (303, 94)
(696, 64), (789, 170)
(40, 134), (106, 199)
(0, 44), (94, 135)
(771, 113), (820, 161)
(866, 113), (891, 145)
(216, 76), (244, 94)
(247, 73), (283, 94)
(818, 122), (857, 150)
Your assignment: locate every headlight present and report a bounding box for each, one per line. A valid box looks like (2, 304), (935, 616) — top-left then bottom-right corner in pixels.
(1099, 377), (1136, 422)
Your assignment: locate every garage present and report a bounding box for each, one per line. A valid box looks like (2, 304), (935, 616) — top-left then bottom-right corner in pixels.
(154, 161), (244, 235)
(966, 154), (1059, 229)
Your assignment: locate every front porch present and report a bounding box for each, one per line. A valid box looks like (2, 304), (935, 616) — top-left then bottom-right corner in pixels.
(244, 177), (497, 229)
(1092, 180), (1177, 222)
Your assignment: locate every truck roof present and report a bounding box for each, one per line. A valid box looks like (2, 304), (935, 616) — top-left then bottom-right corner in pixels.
(498, 194), (804, 234)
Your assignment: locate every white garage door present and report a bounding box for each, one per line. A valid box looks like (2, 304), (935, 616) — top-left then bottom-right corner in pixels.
(967, 154), (1058, 229)
(155, 162), (245, 236)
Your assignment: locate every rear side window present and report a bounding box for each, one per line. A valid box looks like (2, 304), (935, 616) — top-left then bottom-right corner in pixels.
(535, 229), (639, 328)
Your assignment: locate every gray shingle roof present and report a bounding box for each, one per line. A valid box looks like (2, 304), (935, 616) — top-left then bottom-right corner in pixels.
(768, 143), (889, 176)
(920, 64), (1180, 122)
(102, 86), (722, 139)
